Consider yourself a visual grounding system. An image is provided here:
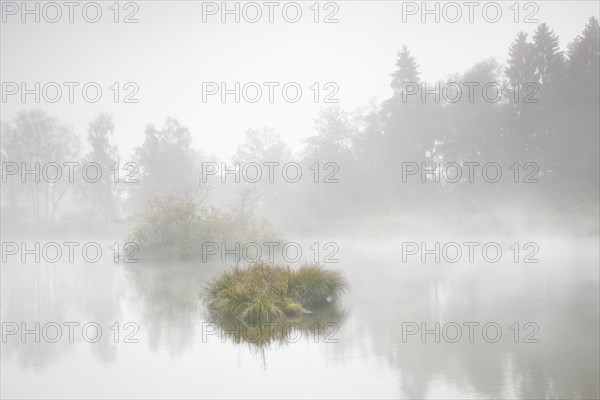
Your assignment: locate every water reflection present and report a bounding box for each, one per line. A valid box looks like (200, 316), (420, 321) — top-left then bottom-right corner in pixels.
(1, 261), (125, 370)
(123, 261), (211, 356)
(335, 236), (599, 399)
(1, 237), (598, 399)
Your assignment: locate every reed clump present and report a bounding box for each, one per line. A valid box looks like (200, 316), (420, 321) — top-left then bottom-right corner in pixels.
(203, 263), (347, 323)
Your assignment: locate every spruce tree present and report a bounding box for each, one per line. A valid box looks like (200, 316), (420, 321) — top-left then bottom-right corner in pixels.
(533, 23), (564, 84)
(390, 45), (421, 94)
(505, 32), (537, 85)
(567, 16), (599, 84)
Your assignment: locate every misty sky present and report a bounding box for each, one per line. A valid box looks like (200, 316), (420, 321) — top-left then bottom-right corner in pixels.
(1, 1), (598, 159)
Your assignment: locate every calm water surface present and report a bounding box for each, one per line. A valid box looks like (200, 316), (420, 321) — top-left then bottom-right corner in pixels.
(1, 236), (598, 399)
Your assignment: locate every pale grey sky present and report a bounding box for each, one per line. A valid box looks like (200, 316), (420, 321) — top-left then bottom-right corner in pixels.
(1, 1), (598, 159)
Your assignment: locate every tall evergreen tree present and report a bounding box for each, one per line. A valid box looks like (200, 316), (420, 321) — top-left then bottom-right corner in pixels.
(532, 23), (564, 84)
(505, 32), (537, 84)
(567, 16), (599, 87)
(504, 31), (541, 162)
(390, 45), (420, 94)
(558, 16), (600, 197)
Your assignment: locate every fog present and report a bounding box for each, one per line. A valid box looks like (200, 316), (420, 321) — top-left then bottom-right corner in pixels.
(1, 1), (599, 399)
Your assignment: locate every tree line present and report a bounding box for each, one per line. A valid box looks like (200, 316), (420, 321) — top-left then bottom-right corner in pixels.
(1, 17), (598, 232)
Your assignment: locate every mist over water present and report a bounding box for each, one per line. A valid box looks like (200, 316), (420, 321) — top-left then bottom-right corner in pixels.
(1, 1), (599, 399)
(1, 234), (598, 398)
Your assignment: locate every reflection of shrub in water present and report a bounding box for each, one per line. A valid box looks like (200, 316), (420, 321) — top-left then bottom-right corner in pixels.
(128, 191), (277, 260)
(202, 262), (348, 325)
(211, 309), (346, 348)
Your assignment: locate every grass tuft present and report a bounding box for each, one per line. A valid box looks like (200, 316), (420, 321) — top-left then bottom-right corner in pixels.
(202, 262), (347, 324)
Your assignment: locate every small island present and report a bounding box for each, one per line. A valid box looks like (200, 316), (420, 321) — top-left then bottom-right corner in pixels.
(203, 263), (348, 324)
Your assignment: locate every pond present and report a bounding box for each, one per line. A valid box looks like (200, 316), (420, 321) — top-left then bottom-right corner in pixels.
(1, 235), (598, 399)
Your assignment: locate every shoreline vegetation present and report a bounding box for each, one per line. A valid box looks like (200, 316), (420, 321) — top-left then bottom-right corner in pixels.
(202, 263), (348, 324)
(127, 191), (279, 260)
(2, 18), (597, 237)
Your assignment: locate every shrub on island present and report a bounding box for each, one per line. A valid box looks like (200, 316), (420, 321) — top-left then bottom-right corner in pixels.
(202, 262), (347, 324)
